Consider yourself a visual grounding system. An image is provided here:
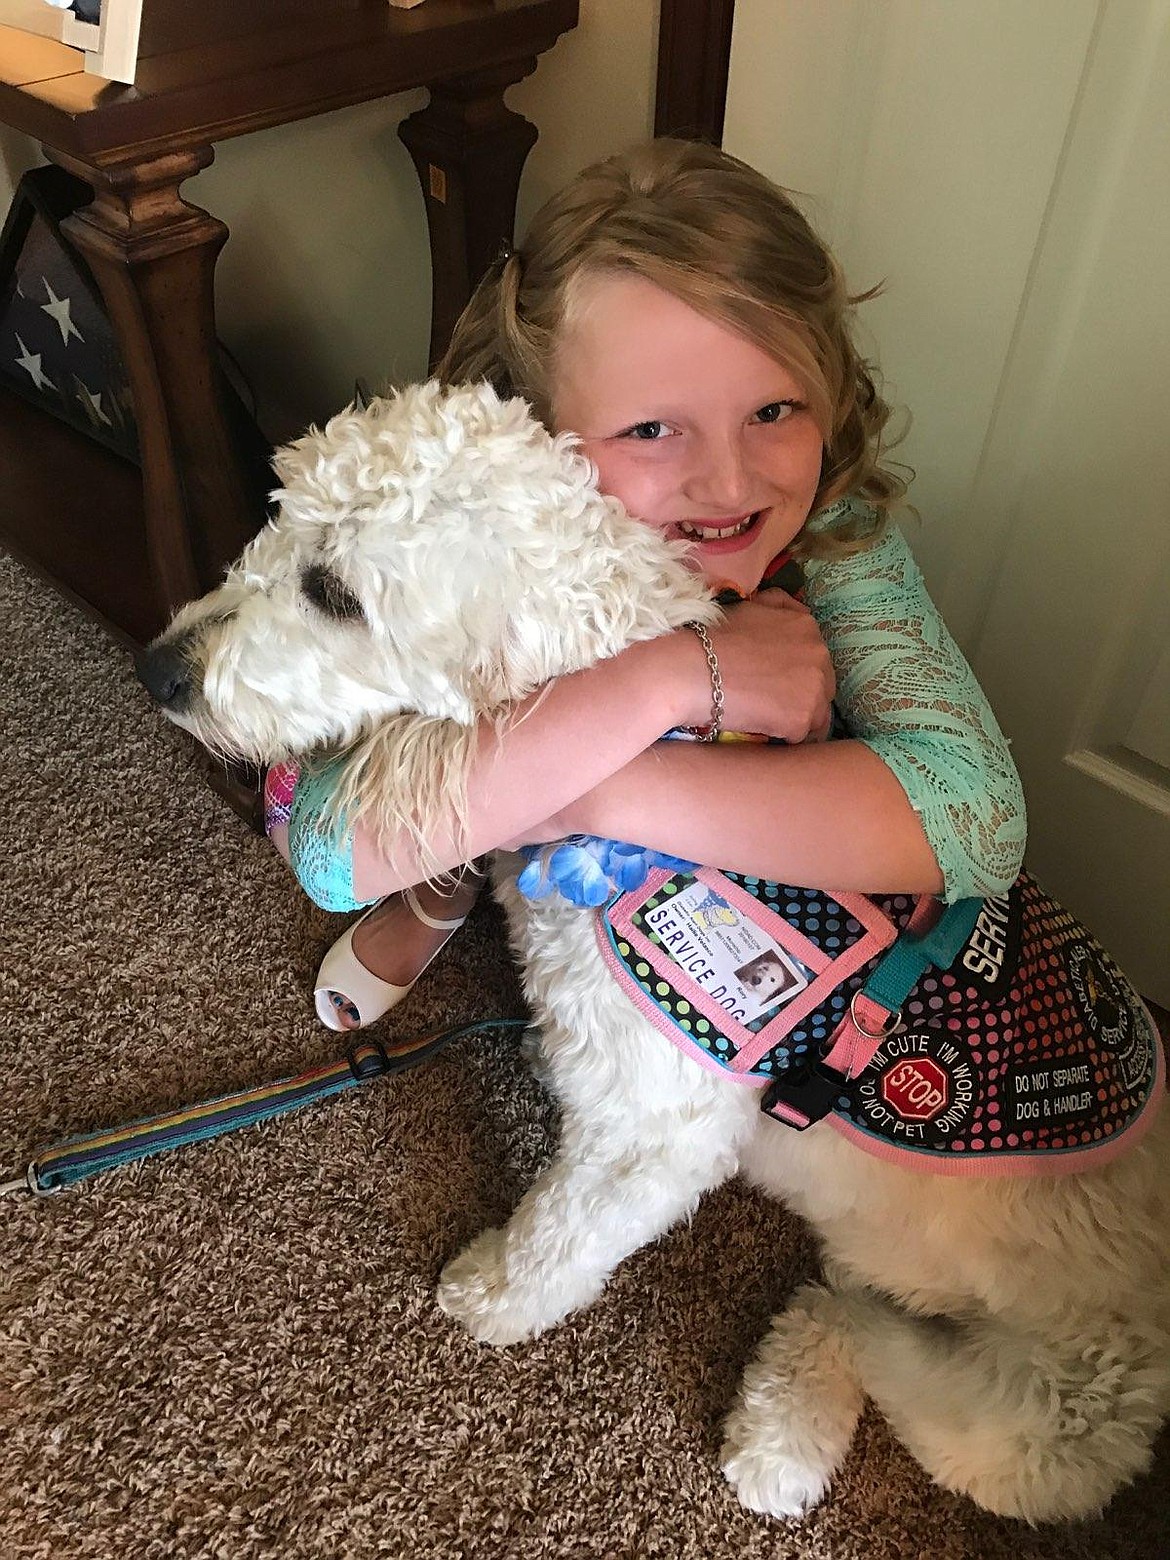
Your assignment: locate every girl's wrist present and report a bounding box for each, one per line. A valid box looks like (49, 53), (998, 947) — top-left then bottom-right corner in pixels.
(656, 623), (721, 732)
(606, 632), (698, 734)
(678, 621), (724, 738)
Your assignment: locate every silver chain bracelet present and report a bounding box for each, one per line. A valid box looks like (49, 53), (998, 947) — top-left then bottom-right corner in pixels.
(683, 621), (724, 741)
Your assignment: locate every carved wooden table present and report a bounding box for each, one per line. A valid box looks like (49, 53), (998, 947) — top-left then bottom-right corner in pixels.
(0, 0), (578, 649)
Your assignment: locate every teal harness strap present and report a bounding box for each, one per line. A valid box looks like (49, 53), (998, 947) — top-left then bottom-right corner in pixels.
(861, 898), (984, 1014)
(1, 1019), (530, 1198)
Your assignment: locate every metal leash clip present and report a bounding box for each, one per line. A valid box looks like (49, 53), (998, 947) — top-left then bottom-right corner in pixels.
(0, 1162), (58, 1199)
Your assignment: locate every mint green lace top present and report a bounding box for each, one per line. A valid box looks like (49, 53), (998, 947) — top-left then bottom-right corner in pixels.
(803, 502), (1026, 902)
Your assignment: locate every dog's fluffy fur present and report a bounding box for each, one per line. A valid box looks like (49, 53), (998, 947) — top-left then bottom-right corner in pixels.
(150, 382), (1170, 1524)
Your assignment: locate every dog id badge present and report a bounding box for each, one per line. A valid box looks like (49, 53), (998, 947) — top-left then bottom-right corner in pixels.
(598, 868), (909, 1081)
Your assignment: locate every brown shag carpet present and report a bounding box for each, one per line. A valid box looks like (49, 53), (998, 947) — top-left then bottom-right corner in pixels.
(1, 550), (1167, 1559)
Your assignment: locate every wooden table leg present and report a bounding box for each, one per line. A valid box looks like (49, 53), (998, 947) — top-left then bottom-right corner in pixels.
(42, 144), (270, 636)
(40, 145), (271, 828)
(398, 61), (540, 368)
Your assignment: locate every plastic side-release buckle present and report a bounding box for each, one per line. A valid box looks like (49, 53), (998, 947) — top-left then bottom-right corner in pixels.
(761, 1062), (847, 1131)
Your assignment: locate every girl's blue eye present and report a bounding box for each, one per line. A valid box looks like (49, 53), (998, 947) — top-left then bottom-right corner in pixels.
(755, 400), (797, 424)
(626, 420), (667, 441)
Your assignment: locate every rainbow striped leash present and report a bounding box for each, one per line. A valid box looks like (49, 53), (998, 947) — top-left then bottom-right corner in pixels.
(0, 1018), (530, 1199)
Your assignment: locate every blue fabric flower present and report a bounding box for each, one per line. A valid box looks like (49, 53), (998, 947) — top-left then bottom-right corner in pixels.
(516, 834), (696, 907)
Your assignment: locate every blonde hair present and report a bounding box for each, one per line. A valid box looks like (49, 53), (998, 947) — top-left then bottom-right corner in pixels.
(438, 138), (909, 559)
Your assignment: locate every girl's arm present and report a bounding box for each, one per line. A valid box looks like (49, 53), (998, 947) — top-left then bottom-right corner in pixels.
(802, 516), (1027, 900)
(350, 511), (1023, 906)
(560, 736), (944, 894)
(347, 592), (835, 901)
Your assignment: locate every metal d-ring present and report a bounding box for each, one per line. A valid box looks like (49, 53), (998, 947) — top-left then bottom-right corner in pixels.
(849, 990), (904, 1041)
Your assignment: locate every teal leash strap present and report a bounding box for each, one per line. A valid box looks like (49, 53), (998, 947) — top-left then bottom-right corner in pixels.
(1, 1018), (531, 1198)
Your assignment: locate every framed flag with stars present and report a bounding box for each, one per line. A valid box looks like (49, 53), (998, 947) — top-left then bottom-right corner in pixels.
(0, 163), (141, 464)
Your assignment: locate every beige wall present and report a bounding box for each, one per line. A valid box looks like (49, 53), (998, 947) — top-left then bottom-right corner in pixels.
(511, 0), (658, 236)
(1, 0), (657, 444)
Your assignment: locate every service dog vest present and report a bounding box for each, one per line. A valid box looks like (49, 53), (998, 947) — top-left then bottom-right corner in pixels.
(597, 870), (1163, 1177)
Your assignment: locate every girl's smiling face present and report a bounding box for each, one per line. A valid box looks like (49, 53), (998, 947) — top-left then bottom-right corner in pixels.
(551, 272), (825, 596)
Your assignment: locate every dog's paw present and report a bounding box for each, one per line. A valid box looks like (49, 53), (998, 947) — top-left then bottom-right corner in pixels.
(720, 1282), (865, 1518)
(720, 1433), (834, 1519)
(437, 1228), (522, 1344)
(719, 1363), (862, 1517)
(437, 1227), (562, 1347)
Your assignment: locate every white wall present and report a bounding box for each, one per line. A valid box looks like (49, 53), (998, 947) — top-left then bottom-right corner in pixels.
(1, 0), (657, 442)
(724, 0), (1099, 601)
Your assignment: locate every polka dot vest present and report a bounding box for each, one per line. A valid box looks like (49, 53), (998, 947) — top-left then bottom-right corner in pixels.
(598, 868), (1163, 1178)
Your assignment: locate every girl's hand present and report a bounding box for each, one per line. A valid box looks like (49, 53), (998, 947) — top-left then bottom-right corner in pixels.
(680, 594), (835, 744)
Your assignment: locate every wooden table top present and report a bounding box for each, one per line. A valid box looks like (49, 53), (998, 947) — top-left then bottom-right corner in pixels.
(0, 0), (577, 162)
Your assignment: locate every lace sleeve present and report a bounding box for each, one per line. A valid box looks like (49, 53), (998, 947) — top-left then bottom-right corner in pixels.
(803, 510), (1027, 902)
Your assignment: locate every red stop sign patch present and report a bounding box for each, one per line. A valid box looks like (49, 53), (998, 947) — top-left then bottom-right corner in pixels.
(881, 1057), (949, 1121)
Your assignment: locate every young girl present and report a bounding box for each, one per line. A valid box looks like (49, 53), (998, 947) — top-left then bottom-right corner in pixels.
(276, 138), (1026, 1031)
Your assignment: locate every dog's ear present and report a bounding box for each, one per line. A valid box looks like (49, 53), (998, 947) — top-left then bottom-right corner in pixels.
(328, 712), (480, 878)
(456, 517), (722, 713)
(459, 616), (551, 712)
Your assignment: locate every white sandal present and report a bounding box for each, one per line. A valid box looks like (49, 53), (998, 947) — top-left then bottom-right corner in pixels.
(314, 884), (473, 1032)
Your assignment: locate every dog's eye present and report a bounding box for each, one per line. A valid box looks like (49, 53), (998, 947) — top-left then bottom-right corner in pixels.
(302, 564), (364, 623)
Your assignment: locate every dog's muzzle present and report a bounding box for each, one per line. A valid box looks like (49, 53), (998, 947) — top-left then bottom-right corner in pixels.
(135, 630), (199, 713)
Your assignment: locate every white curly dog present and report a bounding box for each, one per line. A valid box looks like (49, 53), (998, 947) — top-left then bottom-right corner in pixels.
(142, 381), (1170, 1524)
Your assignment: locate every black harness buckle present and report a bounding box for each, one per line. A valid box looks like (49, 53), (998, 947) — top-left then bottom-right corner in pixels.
(761, 1061), (847, 1130)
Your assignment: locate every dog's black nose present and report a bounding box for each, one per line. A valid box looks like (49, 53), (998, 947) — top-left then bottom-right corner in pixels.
(135, 638), (194, 711)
